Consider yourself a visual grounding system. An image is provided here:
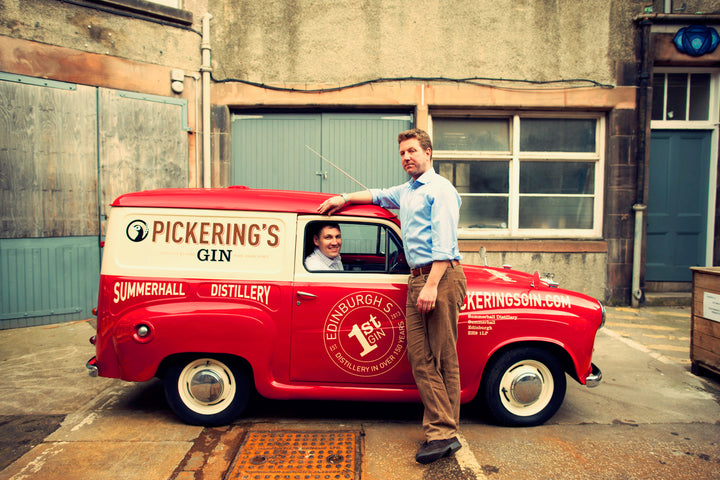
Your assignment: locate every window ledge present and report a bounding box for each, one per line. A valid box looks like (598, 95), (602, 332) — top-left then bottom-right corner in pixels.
(460, 239), (607, 253)
(83, 0), (193, 26)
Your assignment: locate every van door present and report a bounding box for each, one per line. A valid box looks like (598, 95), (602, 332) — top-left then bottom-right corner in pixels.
(290, 218), (414, 385)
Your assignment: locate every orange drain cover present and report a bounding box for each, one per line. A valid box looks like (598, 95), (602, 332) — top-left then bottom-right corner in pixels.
(225, 430), (360, 480)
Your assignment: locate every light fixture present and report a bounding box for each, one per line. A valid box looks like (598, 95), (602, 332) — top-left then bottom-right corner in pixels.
(171, 68), (184, 93)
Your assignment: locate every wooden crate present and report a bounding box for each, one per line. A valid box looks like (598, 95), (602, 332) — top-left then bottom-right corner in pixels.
(690, 267), (720, 376)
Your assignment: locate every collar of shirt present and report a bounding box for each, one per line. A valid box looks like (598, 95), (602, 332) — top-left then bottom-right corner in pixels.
(309, 248), (343, 270)
(412, 168), (436, 187)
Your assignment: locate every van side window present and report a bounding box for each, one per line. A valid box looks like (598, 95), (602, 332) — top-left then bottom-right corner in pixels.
(304, 221), (409, 274)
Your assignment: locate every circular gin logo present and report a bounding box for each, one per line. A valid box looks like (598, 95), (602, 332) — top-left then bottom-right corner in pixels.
(324, 291), (406, 377)
(126, 220), (149, 242)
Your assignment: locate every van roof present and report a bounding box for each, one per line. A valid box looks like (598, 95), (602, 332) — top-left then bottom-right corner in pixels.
(111, 187), (399, 222)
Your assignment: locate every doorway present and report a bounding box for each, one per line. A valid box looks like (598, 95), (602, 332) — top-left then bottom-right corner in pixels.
(647, 71), (718, 283)
(647, 130), (711, 281)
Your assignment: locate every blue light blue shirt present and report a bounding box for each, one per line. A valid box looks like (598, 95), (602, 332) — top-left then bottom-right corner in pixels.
(370, 168), (462, 269)
(305, 248), (344, 271)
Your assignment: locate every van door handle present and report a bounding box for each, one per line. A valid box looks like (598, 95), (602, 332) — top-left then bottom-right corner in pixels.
(296, 291), (317, 305)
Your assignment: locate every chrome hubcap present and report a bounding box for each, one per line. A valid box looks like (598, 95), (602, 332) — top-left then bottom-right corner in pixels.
(510, 371), (542, 405)
(189, 369), (224, 404)
(499, 359), (554, 416)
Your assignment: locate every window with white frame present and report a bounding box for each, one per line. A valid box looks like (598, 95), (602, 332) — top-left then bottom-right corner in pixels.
(432, 114), (604, 238)
(651, 71), (713, 123)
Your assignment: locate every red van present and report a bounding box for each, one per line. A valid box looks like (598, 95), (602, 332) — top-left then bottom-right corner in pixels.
(87, 187), (603, 427)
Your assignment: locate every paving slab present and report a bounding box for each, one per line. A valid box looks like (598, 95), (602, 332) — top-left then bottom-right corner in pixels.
(47, 380), (202, 443)
(0, 320), (113, 416)
(459, 422), (720, 480)
(0, 441), (193, 480)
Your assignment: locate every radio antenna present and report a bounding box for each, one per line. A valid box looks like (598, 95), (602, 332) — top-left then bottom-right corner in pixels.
(305, 145), (369, 191)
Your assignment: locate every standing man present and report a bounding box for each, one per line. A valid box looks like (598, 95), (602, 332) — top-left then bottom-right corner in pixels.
(317, 128), (467, 464)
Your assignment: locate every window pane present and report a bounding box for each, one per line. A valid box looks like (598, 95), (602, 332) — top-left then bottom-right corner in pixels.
(520, 118), (596, 152)
(436, 162), (454, 183)
(520, 161), (595, 194)
(519, 197), (593, 229)
(459, 196), (508, 229)
(388, 229), (410, 273)
(666, 73), (687, 120)
(689, 73), (711, 121)
(433, 118), (510, 151)
(436, 161), (509, 194)
(652, 73), (665, 121)
(339, 223), (378, 253)
(463, 161), (508, 194)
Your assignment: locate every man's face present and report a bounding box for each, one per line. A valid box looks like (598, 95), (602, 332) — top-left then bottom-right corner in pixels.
(399, 138), (432, 180)
(314, 226), (342, 259)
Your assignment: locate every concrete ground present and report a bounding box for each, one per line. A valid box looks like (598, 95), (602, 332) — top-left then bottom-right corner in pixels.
(0, 307), (718, 480)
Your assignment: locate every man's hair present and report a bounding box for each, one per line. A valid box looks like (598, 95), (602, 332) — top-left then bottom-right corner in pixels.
(313, 221), (341, 238)
(398, 128), (433, 153)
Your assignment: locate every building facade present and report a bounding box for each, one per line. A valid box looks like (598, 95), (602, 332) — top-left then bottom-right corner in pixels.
(1, 0), (719, 327)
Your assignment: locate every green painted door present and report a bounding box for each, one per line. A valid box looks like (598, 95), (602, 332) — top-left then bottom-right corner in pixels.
(232, 114), (323, 191)
(231, 112), (412, 193)
(321, 113), (413, 192)
(647, 130), (711, 281)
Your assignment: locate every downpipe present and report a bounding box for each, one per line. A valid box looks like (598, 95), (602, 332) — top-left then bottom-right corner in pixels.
(631, 17), (652, 308)
(632, 204), (647, 308)
(201, 13), (213, 188)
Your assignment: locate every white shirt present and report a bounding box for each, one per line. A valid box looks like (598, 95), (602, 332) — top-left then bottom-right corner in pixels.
(305, 248), (344, 271)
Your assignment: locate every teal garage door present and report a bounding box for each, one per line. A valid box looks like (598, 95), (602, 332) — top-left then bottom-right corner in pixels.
(231, 112), (413, 193)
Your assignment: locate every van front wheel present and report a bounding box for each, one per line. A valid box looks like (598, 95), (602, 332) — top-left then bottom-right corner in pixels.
(163, 357), (249, 426)
(482, 347), (566, 427)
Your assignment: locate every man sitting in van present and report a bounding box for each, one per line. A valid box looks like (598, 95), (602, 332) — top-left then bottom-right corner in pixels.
(305, 222), (344, 271)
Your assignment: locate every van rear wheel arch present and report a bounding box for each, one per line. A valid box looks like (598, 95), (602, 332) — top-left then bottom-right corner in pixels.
(157, 352), (252, 380)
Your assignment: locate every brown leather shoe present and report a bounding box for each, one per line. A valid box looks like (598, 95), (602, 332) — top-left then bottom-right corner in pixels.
(415, 436), (461, 464)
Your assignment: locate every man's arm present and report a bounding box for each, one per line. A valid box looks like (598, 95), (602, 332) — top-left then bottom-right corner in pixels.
(318, 191), (374, 215)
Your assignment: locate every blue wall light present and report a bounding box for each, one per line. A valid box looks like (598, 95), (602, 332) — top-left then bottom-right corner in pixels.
(673, 25), (720, 57)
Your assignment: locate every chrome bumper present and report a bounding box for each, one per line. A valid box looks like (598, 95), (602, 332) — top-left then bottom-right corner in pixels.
(86, 357), (98, 377)
(586, 363), (602, 387)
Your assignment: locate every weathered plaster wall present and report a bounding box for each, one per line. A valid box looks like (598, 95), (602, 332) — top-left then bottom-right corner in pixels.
(463, 251), (608, 301)
(210, 0), (627, 86)
(0, 0), (205, 72)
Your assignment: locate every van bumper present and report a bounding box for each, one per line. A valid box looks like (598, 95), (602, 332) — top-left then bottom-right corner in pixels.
(586, 363), (602, 387)
(86, 357), (98, 377)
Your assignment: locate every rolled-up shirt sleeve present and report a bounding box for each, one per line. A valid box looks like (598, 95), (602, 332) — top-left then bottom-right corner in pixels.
(370, 186), (403, 209)
(430, 187), (461, 262)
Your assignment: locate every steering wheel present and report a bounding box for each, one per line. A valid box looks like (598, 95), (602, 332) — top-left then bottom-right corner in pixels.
(388, 250), (408, 273)
(388, 250), (399, 272)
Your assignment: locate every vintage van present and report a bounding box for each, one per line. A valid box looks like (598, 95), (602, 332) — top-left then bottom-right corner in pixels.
(87, 186), (603, 427)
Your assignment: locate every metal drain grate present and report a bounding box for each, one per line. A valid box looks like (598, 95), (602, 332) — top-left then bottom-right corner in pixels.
(225, 430), (360, 480)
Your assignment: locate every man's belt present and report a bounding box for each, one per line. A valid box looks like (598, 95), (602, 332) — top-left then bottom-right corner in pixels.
(411, 260), (460, 276)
